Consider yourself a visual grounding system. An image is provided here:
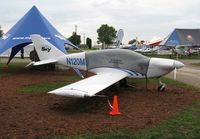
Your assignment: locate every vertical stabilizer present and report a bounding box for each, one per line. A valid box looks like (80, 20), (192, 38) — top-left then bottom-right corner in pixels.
(30, 34), (65, 61)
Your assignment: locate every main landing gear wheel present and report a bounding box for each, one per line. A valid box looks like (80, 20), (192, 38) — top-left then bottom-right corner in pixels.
(119, 78), (127, 87)
(119, 78), (135, 88)
(158, 79), (166, 91)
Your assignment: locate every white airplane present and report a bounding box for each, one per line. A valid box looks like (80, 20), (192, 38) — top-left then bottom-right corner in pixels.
(28, 34), (184, 98)
(106, 29), (124, 49)
(115, 29), (124, 48)
(134, 46), (159, 53)
(174, 45), (200, 56)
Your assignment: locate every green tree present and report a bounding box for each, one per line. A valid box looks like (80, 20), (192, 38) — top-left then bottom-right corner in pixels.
(68, 32), (81, 46)
(97, 24), (116, 48)
(128, 39), (137, 44)
(0, 26), (4, 37)
(86, 37), (92, 49)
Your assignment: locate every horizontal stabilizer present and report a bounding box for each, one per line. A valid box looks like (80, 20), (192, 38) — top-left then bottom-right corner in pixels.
(25, 61), (35, 68)
(26, 59), (57, 67)
(33, 59), (57, 66)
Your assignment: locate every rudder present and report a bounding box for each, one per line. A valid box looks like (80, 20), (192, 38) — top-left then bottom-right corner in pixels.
(30, 34), (65, 61)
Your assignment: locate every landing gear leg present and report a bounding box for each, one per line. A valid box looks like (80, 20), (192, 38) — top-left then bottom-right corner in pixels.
(119, 78), (135, 88)
(158, 78), (166, 91)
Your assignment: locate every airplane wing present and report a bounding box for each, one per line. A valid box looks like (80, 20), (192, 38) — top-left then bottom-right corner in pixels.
(48, 68), (128, 98)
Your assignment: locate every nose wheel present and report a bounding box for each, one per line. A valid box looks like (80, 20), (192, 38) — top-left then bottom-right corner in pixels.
(158, 79), (166, 91)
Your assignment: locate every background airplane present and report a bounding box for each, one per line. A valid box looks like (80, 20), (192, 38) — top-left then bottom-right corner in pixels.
(106, 29), (124, 49)
(28, 34), (184, 98)
(158, 44), (200, 57)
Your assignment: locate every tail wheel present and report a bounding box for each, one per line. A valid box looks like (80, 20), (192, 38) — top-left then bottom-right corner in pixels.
(158, 83), (166, 91)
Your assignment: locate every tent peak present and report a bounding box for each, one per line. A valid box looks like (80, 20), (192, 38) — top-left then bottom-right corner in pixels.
(28, 5), (40, 14)
(31, 5), (38, 10)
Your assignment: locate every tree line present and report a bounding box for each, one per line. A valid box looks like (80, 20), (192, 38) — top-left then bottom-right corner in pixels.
(68, 24), (117, 49)
(0, 24), (137, 48)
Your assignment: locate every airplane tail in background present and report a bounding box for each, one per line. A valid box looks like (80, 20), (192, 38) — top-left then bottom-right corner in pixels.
(30, 34), (65, 61)
(116, 29), (124, 48)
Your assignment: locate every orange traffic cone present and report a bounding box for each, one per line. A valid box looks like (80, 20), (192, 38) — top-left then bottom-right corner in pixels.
(109, 95), (121, 116)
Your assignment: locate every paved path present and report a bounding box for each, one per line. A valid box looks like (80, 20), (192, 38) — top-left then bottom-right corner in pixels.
(166, 59), (200, 89)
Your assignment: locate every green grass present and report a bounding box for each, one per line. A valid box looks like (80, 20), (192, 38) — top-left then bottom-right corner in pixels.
(191, 62), (200, 67)
(137, 101), (200, 139)
(144, 53), (200, 60)
(0, 63), (27, 68)
(18, 82), (67, 93)
(0, 63), (28, 77)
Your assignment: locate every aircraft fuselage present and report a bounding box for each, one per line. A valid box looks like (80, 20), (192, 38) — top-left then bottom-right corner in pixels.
(57, 49), (184, 78)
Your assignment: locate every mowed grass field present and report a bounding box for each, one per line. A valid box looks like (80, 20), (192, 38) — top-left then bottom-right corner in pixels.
(191, 62), (200, 67)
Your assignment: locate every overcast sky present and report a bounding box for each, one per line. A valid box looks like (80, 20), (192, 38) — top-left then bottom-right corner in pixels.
(0, 0), (200, 44)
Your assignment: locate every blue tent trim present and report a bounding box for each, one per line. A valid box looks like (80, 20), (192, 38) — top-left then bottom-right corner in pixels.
(164, 29), (180, 46)
(7, 42), (32, 64)
(0, 6), (77, 63)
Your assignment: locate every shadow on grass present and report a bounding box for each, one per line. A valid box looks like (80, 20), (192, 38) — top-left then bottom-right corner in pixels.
(51, 97), (108, 113)
(50, 87), (123, 114)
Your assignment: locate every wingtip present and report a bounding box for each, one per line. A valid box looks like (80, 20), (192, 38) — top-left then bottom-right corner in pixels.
(48, 90), (58, 95)
(47, 89), (87, 98)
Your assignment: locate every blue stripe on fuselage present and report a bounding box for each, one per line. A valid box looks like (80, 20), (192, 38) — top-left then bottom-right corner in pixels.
(120, 69), (144, 77)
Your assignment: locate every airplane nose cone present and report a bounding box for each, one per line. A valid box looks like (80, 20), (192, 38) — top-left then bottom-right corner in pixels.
(174, 60), (184, 69)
